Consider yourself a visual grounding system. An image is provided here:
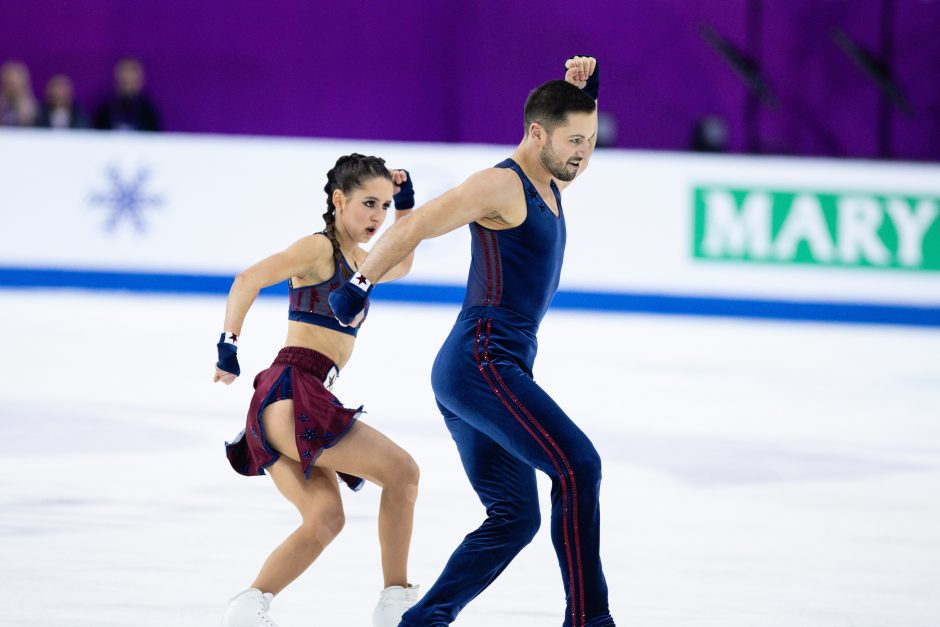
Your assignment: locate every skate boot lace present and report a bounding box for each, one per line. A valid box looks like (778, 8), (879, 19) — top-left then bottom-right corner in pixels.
(257, 594), (277, 626)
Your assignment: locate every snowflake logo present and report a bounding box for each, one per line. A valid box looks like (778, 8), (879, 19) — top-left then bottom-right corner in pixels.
(89, 166), (164, 233)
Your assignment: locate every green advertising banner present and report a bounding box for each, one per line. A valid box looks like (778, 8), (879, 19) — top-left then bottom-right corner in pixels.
(693, 187), (940, 271)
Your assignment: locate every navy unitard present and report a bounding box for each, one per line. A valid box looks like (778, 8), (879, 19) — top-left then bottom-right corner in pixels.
(400, 159), (614, 627)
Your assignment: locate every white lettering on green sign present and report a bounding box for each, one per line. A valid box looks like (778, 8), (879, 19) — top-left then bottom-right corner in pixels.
(694, 187), (940, 271)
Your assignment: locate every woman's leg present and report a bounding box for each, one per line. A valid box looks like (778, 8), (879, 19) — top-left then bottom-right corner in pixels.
(251, 401), (346, 595)
(261, 397), (418, 588)
(315, 420), (420, 588)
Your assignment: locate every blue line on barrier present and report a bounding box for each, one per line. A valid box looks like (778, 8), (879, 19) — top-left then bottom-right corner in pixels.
(1, 266), (938, 327)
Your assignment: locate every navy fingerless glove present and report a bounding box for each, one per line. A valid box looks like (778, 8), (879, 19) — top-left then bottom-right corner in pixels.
(216, 332), (240, 376)
(583, 59), (599, 100)
(328, 273), (374, 326)
(392, 170), (415, 210)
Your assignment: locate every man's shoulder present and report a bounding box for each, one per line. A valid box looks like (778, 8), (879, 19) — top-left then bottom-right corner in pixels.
(463, 165), (521, 195)
(475, 163), (518, 179)
(452, 164), (527, 227)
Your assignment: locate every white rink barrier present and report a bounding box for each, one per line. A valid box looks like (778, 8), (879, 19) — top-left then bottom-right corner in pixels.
(1, 129), (938, 326)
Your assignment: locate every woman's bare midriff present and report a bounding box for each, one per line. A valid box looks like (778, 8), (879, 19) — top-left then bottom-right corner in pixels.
(285, 320), (356, 369)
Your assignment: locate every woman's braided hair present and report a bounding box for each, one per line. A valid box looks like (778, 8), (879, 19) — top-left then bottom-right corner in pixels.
(323, 153), (392, 266)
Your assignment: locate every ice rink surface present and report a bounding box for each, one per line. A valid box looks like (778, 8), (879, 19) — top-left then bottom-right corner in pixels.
(1, 290), (938, 627)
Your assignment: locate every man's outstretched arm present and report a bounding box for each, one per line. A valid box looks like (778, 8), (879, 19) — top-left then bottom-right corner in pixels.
(328, 168), (516, 325)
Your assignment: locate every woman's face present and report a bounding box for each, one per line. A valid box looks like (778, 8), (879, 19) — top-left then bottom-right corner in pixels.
(335, 176), (393, 244)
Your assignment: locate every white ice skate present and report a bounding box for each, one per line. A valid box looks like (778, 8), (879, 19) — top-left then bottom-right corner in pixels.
(372, 584), (421, 627)
(221, 588), (278, 627)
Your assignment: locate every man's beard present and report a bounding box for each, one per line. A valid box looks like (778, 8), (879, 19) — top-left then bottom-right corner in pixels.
(539, 142), (577, 182)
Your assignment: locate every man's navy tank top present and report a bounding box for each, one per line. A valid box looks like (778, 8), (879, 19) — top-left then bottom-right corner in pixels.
(461, 158), (566, 330)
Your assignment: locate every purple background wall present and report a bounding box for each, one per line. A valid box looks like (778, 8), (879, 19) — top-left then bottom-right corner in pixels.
(2, 0), (939, 160)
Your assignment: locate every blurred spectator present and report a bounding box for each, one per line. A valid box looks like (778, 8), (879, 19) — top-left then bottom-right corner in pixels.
(691, 115), (729, 152)
(36, 75), (88, 129)
(0, 60), (38, 126)
(596, 110), (619, 148)
(94, 57), (161, 131)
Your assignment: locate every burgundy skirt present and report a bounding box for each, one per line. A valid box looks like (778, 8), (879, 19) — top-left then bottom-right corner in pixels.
(225, 346), (364, 491)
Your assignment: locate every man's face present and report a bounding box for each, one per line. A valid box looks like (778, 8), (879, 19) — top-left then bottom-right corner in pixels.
(537, 112), (596, 182)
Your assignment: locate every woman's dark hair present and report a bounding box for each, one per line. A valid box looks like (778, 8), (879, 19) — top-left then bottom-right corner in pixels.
(323, 153), (392, 264)
(523, 79), (596, 134)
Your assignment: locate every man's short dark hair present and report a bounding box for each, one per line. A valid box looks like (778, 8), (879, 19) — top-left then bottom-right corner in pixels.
(523, 80), (597, 134)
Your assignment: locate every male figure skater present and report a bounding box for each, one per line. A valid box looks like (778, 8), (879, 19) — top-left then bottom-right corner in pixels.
(330, 56), (615, 627)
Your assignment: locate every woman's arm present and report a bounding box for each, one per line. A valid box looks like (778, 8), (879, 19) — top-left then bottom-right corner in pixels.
(378, 169), (416, 283)
(214, 233), (333, 383)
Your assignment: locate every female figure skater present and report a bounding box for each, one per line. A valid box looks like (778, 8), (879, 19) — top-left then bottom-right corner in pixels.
(214, 154), (421, 627)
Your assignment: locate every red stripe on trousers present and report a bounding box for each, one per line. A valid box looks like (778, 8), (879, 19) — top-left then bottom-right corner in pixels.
(483, 318), (586, 626)
(472, 318), (578, 626)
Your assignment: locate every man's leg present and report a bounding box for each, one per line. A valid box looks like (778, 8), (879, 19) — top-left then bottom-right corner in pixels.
(399, 403), (541, 626)
(476, 361), (613, 626)
(424, 317), (615, 626)
(464, 320), (614, 626)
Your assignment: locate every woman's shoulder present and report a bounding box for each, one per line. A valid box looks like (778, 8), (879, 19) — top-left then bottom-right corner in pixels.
(288, 233), (337, 285)
(292, 232), (333, 254)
